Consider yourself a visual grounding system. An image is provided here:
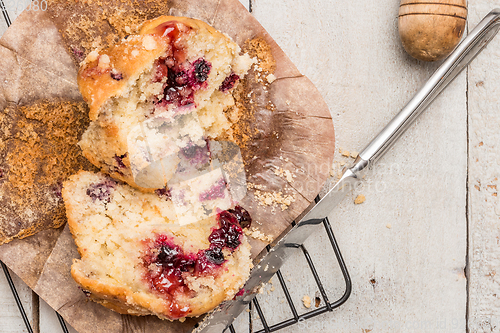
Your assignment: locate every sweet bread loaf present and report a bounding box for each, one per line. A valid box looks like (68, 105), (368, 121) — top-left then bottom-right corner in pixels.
(77, 16), (254, 190)
(62, 171), (253, 320)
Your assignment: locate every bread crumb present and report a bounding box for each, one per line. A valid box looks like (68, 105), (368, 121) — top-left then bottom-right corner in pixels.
(266, 73), (276, 83)
(354, 194), (366, 204)
(341, 150), (350, 157)
(87, 50), (99, 62)
(350, 151), (358, 159)
(97, 54), (110, 69)
(386, 223), (392, 229)
(302, 295), (311, 308)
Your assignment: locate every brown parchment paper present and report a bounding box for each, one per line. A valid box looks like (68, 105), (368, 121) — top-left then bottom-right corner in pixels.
(0, 0), (335, 332)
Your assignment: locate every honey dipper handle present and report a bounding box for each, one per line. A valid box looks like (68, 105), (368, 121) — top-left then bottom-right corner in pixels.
(352, 9), (500, 174)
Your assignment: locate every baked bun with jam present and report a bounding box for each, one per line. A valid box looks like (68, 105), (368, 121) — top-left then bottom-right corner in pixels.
(63, 171), (253, 320)
(77, 16), (253, 191)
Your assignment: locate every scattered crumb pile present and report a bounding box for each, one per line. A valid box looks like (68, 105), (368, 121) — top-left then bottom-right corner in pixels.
(244, 227), (274, 243)
(248, 183), (295, 212)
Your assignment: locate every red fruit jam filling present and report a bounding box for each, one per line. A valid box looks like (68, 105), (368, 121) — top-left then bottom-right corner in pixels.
(153, 57), (211, 109)
(149, 22), (212, 111)
(150, 21), (192, 63)
(142, 206), (252, 318)
(219, 73), (240, 92)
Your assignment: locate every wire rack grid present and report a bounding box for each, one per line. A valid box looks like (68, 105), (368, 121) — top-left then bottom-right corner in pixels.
(0, 2), (352, 332)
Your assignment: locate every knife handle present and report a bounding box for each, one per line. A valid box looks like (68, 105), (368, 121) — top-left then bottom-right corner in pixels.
(353, 9), (500, 174)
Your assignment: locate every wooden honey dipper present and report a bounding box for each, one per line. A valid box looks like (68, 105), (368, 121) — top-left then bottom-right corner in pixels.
(399, 0), (467, 61)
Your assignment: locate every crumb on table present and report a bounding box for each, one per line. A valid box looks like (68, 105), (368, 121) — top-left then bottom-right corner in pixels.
(302, 295), (312, 308)
(354, 194), (366, 205)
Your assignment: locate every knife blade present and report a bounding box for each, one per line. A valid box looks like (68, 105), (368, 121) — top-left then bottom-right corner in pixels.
(194, 9), (500, 333)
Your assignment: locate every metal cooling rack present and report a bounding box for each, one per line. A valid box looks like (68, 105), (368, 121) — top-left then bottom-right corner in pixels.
(0, 1), (352, 332)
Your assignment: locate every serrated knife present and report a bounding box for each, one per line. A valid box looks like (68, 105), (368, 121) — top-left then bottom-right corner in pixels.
(194, 9), (500, 333)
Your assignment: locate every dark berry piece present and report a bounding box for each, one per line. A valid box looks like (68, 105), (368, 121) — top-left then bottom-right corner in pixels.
(176, 257), (196, 272)
(219, 73), (240, 92)
(81, 289), (92, 298)
(208, 229), (226, 248)
(228, 206), (252, 229)
(193, 58), (211, 83)
(114, 153), (127, 168)
(86, 180), (116, 204)
(218, 210), (238, 229)
(225, 224), (242, 249)
(155, 188), (171, 200)
(0, 168), (3, 179)
(110, 70), (123, 81)
(157, 245), (179, 264)
(205, 248), (225, 265)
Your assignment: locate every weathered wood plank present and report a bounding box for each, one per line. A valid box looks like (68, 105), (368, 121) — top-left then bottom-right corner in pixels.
(252, 0), (468, 332)
(0, 266), (35, 333)
(467, 2), (500, 332)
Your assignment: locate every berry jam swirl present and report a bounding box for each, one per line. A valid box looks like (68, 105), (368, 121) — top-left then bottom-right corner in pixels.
(153, 56), (211, 109)
(149, 21), (212, 111)
(142, 206), (251, 319)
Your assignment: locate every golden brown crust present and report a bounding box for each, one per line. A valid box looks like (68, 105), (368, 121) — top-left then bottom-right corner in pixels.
(77, 35), (168, 121)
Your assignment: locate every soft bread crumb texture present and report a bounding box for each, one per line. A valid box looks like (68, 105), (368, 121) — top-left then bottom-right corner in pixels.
(62, 171), (252, 320)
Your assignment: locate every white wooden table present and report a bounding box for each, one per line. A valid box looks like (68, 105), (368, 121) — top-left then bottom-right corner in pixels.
(2, 0), (500, 332)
